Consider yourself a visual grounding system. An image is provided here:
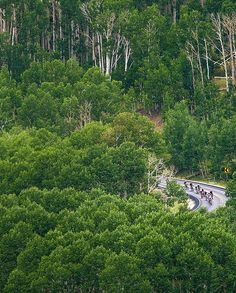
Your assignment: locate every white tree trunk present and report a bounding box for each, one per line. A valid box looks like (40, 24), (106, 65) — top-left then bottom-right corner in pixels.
(189, 55), (196, 90)
(223, 14), (236, 86)
(11, 5), (17, 45)
(58, 3), (63, 40)
(71, 20), (74, 58)
(229, 29), (235, 85)
(105, 53), (111, 76)
(52, 0), (56, 51)
(232, 32), (236, 84)
(212, 14), (229, 92)
(105, 35), (111, 76)
(124, 38), (131, 72)
(204, 38), (210, 80)
(85, 25), (89, 62)
(0, 9), (6, 33)
(193, 30), (204, 86)
(111, 33), (122, 71)
(218, 18), (229, 91)
(186, 42), (196, 90)
(80, 3), (132, 76)
(92, 33), (97, 66)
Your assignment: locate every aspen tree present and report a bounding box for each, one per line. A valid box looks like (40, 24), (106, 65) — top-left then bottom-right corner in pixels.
(222, 14), (236, 86)
(211, 14), (229, 92)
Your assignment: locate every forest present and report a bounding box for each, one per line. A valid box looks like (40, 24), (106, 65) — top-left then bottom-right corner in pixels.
(0, 0), (236, 292)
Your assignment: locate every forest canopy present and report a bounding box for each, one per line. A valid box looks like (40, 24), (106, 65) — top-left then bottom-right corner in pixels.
(0, 0), (236, 292)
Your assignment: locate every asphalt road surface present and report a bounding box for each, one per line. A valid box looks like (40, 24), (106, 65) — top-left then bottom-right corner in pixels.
(159, 178), (228, 212)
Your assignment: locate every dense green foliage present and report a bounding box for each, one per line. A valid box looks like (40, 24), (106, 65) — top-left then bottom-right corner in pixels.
(0, 59), (235, 177)
(1, 188), (236, 292)
(0, 0), (236, 177)
(1, 0), (236, 292)
(0, 118), (168, 196)
(0, 60), (236, 290)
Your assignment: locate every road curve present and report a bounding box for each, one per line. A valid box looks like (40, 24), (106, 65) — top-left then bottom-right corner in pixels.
(159, 178), (228, 212)
(176, 179), (228, 212)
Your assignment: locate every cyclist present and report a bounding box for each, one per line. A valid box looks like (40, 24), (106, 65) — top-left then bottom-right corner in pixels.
(190, 183), (194, 191)
(208, 195), (212, 205)
(210, 191), (213, 199)
(200, 189), (204, 199)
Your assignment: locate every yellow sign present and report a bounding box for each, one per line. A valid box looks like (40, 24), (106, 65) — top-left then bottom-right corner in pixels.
(223, 167), (230, 173)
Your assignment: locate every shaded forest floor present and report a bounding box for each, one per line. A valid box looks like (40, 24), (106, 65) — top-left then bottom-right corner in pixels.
(138, 109), (164, 129)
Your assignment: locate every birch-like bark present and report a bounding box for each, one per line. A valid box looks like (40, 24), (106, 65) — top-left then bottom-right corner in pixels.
(97, 32), (102, 71)
(0, 9), (2, 33)
(11, 5), (17, 45)
(111, 33), (122, 71)
(81, 3), (131, 76)
(52, 0), (56, 51)
(123, 37), (131, 72)
(105, 14), (115, 76)
(223, 15), (236, 86)
(71, 20), (74, 58)
(58, 3), (64, 60)
(232, 32), (236, 84)
(91, 33), (96, 66)
(204, 38), (210, 80)
(189, 55), (196, 90)
(85, 25), (89, 62)
(228, 26), (235, 85)
(100, 34), (104, 74)
(0, 9), (6, 33)
(58, 3), (63, 40)
(186, 42), (197, 90)
(105, 53), (110, 76)
(193, 29), (204, 86)
(211, 14), (229, 92)
(105, 36), (111, 76)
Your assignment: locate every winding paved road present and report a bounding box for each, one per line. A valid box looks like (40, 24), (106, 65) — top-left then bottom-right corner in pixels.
(159, 178), (228, 212)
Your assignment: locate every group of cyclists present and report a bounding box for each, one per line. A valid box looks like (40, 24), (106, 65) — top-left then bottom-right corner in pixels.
(184, 181), (214, 205)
